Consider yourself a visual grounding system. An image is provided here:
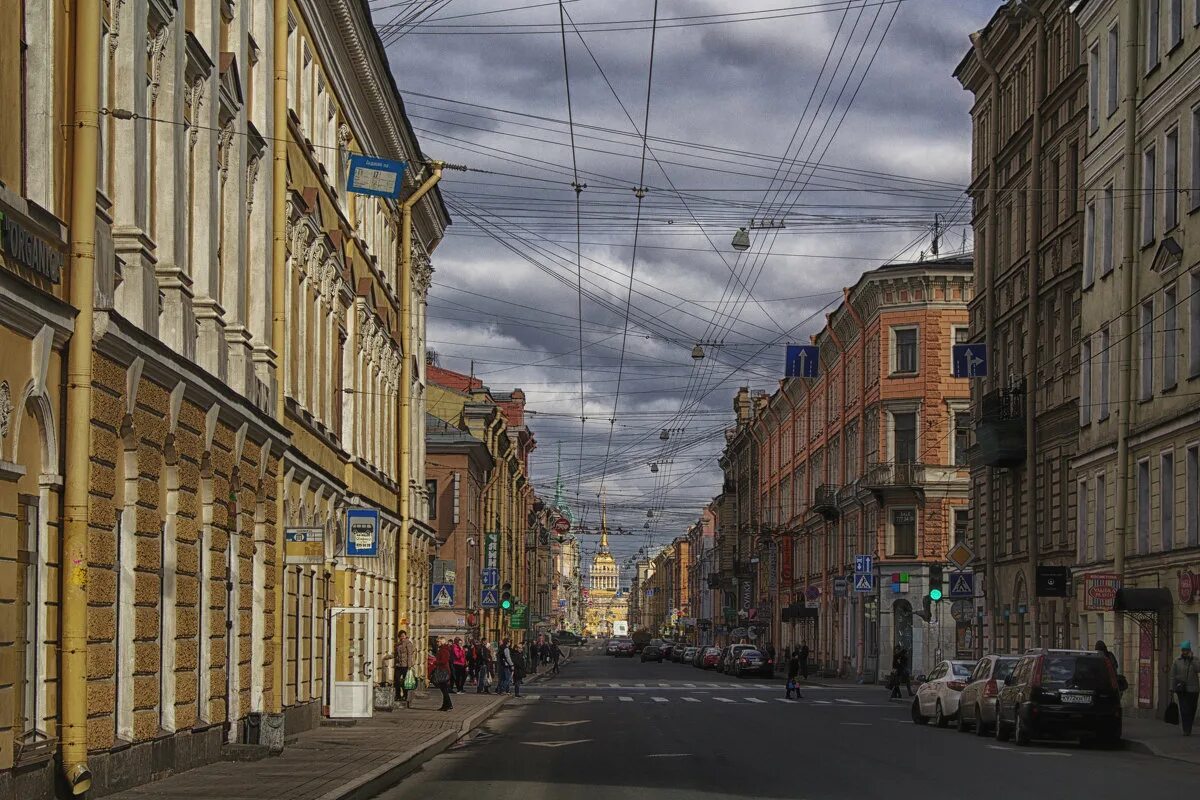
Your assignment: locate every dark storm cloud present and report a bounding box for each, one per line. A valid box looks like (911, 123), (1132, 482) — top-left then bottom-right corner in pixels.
(379, 0), (999, 555)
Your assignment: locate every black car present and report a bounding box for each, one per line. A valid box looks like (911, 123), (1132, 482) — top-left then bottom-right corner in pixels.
(641, 645), (664, 663)
(995, 649), (1122, 747)
(660, 643), (676, 661)
(734, 649), (774, 678)
(552, 631), (583, 646)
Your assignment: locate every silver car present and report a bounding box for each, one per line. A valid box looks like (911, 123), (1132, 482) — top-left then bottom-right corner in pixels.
(956, 655), (1019, 735)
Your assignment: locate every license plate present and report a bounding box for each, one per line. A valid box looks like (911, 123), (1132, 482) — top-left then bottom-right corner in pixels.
(1060, 693), (1091, 704)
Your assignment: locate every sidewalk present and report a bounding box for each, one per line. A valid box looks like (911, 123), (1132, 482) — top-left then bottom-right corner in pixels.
(104, 691), (508, 800)
(1124, 716), (1200, 765)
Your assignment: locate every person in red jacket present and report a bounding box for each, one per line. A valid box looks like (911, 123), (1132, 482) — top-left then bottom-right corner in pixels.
(451, 637), (468, 693)
(433, 639), (454, 711)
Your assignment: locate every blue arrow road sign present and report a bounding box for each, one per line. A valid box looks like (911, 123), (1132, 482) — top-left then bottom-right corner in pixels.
(480, 588), (500, 608)
(432, 583), (455, 608)
(948, 572), (975, 599)
(854, 554), (874, 574)
(481, 568), (499, 588)
(854, 573), (875, 592)
(785, 344), (820, 378)
(952, 343), (988, 378)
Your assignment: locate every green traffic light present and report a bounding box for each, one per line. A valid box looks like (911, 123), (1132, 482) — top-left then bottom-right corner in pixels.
(501, 599), (513, 610)
(929, 588), (943, 602)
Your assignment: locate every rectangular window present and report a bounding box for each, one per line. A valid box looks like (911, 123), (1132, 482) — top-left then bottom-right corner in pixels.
(1147, 0), (1161, 70)
(1165, 285), (1178, 388)
(1137, 459), (1151, 554)
(1187, 445), (1199, 546)
(1099, 327), (1111, 419)
(1107, 24), (1119, 116)
(891, 508), (917, 557)
(953, 412), (970, 467)
(954, 508), (969, 547)
(893, 328), (918, 373)
(1088, 42), (1100, 132)
(1171, 0), (1183, 45)
(1080, 337), (1093, 425)
(1141, 300), (1155, 400)
(1166, 129), (1179, 229)
(1191, 272), (1200, 377)
(427, 480), (437, 519)
(893, 412), (917, 464)
(1095, 473), (1107, 562)
(1192, 107), (1200, 212)
(1083, 200), (1096, 287)
(16, 496), (39, 736)
(1102, 184), (1114, 275)
(1162, 451), (1176, 550)
(1077, 478), (1089, 562)
(1143, 145), (1157, 244)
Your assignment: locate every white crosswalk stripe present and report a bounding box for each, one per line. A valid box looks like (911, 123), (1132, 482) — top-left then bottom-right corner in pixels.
(588, 695), (602, 701)
(814, 700), (833, 705)
(683, 683), (696, 688)
(652, 697), (669, 703)
(682, 697), (700, 703)
(714, 697), (735, 703)
(619, 696), (634, 702)
(776, 698), (798, 704)
(753, 684), (771, 689)
(835, 698), (863, 704)
(745, 698), (766, 704)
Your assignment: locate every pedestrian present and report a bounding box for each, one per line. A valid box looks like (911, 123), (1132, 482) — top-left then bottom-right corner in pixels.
(1172, 641), (1200, 736)
(786, 650), (802, 699)
(497, 638), (515, 694)
(451, 637), (468, 693)
(513, 644), (527, 697)
(528, 639), (539, 675)
(466, 639), (478, 685)
(798, 641), (810, 680)
(384, 630), (416, 705)
(889, 645), (913, 699)
(1096, 640), (1118, 672)
(476, 641), (494, 694)
(433, 638), (454, 712)
(550, 641), (561, 675)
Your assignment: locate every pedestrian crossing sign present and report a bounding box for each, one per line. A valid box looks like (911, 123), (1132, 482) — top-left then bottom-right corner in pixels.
(854, 573), (874, 592)
(481, 588), (500, 608)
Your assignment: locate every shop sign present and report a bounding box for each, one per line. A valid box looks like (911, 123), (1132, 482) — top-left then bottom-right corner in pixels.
(0, 202), (65, 283)
(1180, 569), (1197, 604)
(1083, 572), (1121, 611)
(284, 527), (325, 564)
(345, 508), (379, 557)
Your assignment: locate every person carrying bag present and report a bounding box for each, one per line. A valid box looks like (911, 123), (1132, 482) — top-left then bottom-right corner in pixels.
(1170, 641), (1200, 734)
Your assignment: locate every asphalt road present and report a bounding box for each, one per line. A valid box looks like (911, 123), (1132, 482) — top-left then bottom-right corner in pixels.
(375, 645), (1200, 800)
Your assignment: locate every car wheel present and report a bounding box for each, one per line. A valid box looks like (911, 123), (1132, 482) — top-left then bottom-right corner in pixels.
(974, 705), (990, 737)
(911, 698), (929, 725)
(1014, 712), (1031, 746)
(956, 704), (971, 733)
(934, 701), (949, 729)
(994, 710), (1011, 742)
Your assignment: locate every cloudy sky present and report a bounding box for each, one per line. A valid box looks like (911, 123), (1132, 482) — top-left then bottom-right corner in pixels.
(376, 0), (998, 578)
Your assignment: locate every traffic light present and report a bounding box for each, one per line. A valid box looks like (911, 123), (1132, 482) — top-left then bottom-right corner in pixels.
(929, 565), (944, 602)
(501, 582), (513, 611)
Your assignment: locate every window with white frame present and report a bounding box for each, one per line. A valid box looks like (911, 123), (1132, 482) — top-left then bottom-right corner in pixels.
(1137, 458), (1151, 554)
(892, 327), (918, 373)
(16, 496), (41, 737)
(1077, 478), (1089, 561)
(1107, 24), (1119, 116)
(1088, 42), (1100, 132)
(1166, 128), (1179, 229)
(1080, 337), (1093, 425)
(1187, 444), (1199, 547)
(1102, 184), (1114, 275)
(890, 508), (917, 557)
(1099, 327), (1111, 419)
(1141, 300), (1155, 400)
(1162, 450), (1176, 550)
(1165, 285), (1179, 388)
(1143, 145), (1157, 245)
(952, 410), (971, 467)
(1083, 199), (1096, 287)
(1094, 472), (1107, 562)
(1147, 0), (1161, 71)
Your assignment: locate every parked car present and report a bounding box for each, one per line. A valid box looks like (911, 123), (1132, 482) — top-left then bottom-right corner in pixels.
(734, 649), (774, 678)
(672, 646), (690, 663)
(641, 644), (664, 663)
(911, 660), (975, 727)
(700, 647), (721, 669)
(552, 631), (583, 647)
(691, 647), (708, 667)
(956, 655), (1019, 735)
(720, 644), (758, 674)
(660, 643), (676, 661)
(994, 649), (1122, 746)
(613, 638), (636, 658)
(605, 638), (621, 656)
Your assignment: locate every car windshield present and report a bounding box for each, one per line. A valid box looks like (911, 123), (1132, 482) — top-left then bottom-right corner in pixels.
(1043, 656), (1111, 690)
(993, 659), (1018, 681)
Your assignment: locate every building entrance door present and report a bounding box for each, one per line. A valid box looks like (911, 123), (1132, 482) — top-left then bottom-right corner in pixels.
(328, 607), (375, 718)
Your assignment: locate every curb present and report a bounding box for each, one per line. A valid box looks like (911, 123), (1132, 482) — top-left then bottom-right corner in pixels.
(1123, 736), (1200, 765)
(315, 695), (509, 800)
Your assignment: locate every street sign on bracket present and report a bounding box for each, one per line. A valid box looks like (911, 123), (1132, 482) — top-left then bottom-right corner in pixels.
(952, 343), (988, 378)
(946, 542), (974, 570)
(785, 344), (820, 379)
(854, 573), (875, 592)
(948, 572), (974, 599)
(481, 588), (499, 608)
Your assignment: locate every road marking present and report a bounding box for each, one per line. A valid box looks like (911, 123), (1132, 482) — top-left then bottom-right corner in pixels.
(588, 695), (602, 701)
(619, 696), (634, 702)
(646, 753), (691, 758)
(745, 698), (766, 704)
(682, 697), (701, 703)
(607, 682), (621, 688)
(635, 683), (646, 688)
(706, 683), (720, 688)
(714, 697), (735, 703)
(533, 720), (589, 727)
(584, 683), (597, 688)
(776, 698), (798, 704)
(523, 740), (592, 748)
(652, 696), (669, 703)
(659, 682), (671, 687)
(814, 700), (833, 705)
(683, 683), (696, 688)
(753, 684), (771, 689)
(836, 699), (864, 704)
(840, 722), (872, 727)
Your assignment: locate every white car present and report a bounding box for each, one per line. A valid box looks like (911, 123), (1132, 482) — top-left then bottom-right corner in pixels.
(912, 659), (975, 728)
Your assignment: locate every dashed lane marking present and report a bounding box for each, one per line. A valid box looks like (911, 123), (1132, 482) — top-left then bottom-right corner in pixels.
(652, 697), (669, 703)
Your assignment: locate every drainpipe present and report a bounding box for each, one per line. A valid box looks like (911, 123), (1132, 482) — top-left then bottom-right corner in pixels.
(62, 2), (100, 792)
(1113, 0), (1141, 680)
(398, 163), (442, 649)
(843, 286), (869, 677)
(269, 0), (288, 719)
(968, 29), (1001, 654)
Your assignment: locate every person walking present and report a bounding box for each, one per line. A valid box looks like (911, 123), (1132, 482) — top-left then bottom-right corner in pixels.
(1096, 640), (1118, 672)
(385, 631), (416, 705)
(433, 638), (454, 712)
(798, 641), (810, 680)
(513, 644), (527, 697)
(550, 641), (562, 675)
(1172, 641), (1200, 736)
(476, 641), (494, 693)
(890, 645), (913, 699)
(497, 639), (515, 694)
(451, 638), (468, 693)
(786, 650), (803, 699)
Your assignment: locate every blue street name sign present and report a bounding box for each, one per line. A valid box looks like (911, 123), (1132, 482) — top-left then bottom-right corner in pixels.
(952, 343), (988, 378)
(345, 508), (379, 557)
(948, 572), (975, 599)
(347, 154), (408, 198)
(480, 588), (500, 608)
(431, 583), (454, 608)
(854, 573), (875, 592)
(854, 554), (874, 574)
(481, 568), (499, 589)
(785, 344), (820, 379)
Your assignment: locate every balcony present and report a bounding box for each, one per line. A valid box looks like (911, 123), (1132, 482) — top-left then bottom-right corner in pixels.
(811, 484), (840, 521)
(974, 384), (1026, 468)
(864, 461), (925, 487)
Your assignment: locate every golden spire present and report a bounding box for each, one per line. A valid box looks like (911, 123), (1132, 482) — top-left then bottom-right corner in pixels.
(599, 490), (609, 550)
